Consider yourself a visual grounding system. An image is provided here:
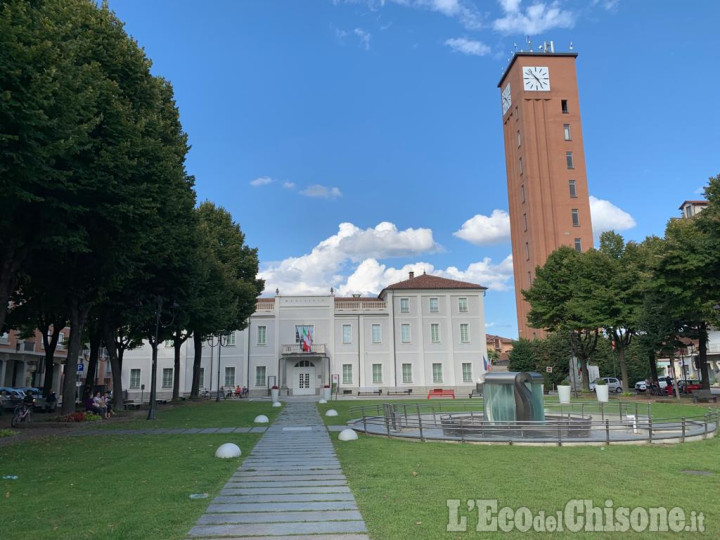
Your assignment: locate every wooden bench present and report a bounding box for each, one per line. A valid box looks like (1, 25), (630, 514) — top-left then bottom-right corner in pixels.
(427, 388), (455, 399)
(387, 388), (413, 395)
(692, 389), (718, 403)
(125, 401), (141, 410)
(357, 387), (382, 396)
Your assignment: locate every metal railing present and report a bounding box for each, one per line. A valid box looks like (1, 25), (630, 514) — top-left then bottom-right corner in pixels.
(348, 401), (719, 445)
(281, 343), (326, 354)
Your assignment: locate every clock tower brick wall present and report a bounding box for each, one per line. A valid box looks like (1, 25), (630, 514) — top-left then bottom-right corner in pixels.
(498, 52), (594, 340)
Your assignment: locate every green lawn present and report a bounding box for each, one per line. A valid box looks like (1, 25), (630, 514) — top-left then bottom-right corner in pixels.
(0, 433), (260, 539)
(97, 399), (282, 429)
(330, 400), (720, 539)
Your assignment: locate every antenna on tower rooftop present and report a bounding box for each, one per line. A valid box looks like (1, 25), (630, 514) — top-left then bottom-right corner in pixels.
(569, 40), (574, 51)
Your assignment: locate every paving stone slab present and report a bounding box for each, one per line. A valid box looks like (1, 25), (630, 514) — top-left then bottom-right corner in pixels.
(232, 427), (252, 433)
(249, 427), (268, 432)
(188, 519), (366, 537)
(184, 428), (203, 433)
(189, 535), (369, 540)
(212, 493), (355, 504)
(197, 509), (363, 524)
(225, 480), (348, 488)
(200, 428), (220, 434)
(216, 427), (236, 433)
(206, 501), (358, 513)
(220, 486), (350, 496)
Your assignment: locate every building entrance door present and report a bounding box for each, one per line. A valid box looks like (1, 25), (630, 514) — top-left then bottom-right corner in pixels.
(293, 360), (316, 395)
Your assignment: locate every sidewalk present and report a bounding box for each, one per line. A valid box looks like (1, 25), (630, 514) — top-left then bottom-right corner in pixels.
(187, 401), (369, 539)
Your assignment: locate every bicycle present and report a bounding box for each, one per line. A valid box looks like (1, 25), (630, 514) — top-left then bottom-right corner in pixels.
(11, 402), (32, 428)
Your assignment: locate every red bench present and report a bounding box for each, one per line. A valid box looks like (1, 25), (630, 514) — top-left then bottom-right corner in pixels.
(427, 388), (455, 399)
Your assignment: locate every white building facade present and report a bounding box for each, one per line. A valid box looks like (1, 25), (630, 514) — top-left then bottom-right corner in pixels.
(121, 272), (489, 400)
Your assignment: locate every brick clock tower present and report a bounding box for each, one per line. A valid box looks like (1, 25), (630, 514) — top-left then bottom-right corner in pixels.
(498, 48), (594, 340)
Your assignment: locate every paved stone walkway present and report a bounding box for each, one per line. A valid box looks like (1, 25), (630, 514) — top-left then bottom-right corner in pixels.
(187, 402), (369, 539)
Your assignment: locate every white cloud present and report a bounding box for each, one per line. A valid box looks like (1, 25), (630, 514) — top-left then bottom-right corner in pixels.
(300, 184), (343, 199)
(386, 0), (483, 30)
(444, 37), (491, 56)
(454, 210), (511, 245)
(283, 181), (296, 190)
(259, 222), (442, 295)
(493, 0), (575, 35)
(354, 28), (371, 50)
(589, 196), (636, 233)
(250, 176), (273, 187)
(693, 185), (705, 195)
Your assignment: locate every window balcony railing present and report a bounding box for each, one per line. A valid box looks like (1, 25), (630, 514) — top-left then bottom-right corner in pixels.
(335, 301), (387, 312)
(256, 301), (274, 311)
(281, 343), (326, 355)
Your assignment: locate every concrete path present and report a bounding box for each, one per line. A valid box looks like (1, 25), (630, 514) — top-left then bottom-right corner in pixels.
(187, 402), (369, 539)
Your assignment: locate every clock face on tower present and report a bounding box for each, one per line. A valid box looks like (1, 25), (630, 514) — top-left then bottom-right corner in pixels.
(523, 66), (550, 91)
(501, 83), (512, 115)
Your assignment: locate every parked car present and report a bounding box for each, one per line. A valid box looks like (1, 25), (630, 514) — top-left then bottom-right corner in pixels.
(635, 380), (648, 392)
(590, 377), (623, 393)
(678, 379), (703, 394)
(0, 387), (25, 410)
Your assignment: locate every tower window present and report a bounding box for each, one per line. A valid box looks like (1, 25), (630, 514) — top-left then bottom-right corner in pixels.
(563, 124), (571, 140)
(566, 151), (574, 169)
(523, 213), (528, 232)
(574, 238), (582, 252)
(561, 99), (569, 113)
(518, 157), (523, 175)
(521, 184), (525, 203)
(528, 271), (532, 285)
(525, 242), (530, 260)
(517, 130), (521, 147)
(569, 180), (577, 198)
(572, 209), (580, 227)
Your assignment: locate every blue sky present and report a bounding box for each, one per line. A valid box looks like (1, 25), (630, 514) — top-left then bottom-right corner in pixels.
(108, 0), (720, 339)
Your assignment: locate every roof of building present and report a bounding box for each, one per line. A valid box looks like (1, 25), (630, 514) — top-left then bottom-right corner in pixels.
(498, 51), (578, 87)
(257, 298), (274, 303)
(678, 200), (708, 209)
(380, 272), (486, 295)
(486, 333), (514, 343)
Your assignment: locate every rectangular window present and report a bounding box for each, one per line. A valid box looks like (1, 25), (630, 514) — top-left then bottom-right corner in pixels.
(371, 324), (382, 343)
(569, 180), (577, 198)
(162, 368), (173, 388)
(429, 298), (438, 312)
(342, 364), (353, 384)
(528, 271), (532, 285)
(523, 213), (528, 232)
(372, 364), (382, 384)
(561, 99), (568, 113)
(521, 184), (525, 203)
(566, 151), (574, 169)
(255, 366), (266, 387)
(432, 363), (443, 383)
(164, 339), (173, 348)
(257, 325), (267, 345)
(431, 323), (440, 343)
(460, 324), (469, 343)
(402, 363), (413, 384)
(525, 242), (530, 260)
(458, 297), (468, 313)
(517, 130), (521, 147)
(563, 124), (571, 140)
(518, 157), (523, 175)
(224, 366), (235, 387)
(57, 332), (65, 347)
(342, 324), (351, 344)
(0, 332), (8, 345)
(400, 298), (409, 313)
(130, 369), (141, 389)
(198, 368), (205, 389)
(572, 209), (580, 227)
(574, 238), (582, 252)
(401, 324), (411, 343)
(462, 363), (472, 383)
(225, 332), (236, 346)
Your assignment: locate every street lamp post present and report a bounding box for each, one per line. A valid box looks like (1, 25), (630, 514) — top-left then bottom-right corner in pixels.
(206, 334), (228, 402)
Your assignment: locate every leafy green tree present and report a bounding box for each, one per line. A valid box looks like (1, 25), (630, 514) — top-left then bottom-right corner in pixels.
(508, 338), (536, 373)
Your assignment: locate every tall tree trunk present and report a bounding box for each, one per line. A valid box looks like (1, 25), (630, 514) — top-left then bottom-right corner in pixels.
(699, 322), (711, 390)
(649, 350), (659, 385)
(40, 317), (65, 398)
(191, 332), (202, 398)
(61, 300), (91, 415)
(102, 318), (125, 412)
(83, 325), (102, 398)
(173, 336), (182, 401)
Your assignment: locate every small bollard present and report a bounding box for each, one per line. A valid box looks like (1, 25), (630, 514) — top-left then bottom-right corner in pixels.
(605, 419), (610, 445)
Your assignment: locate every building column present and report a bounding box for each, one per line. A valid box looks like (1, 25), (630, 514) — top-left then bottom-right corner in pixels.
(0, 359), (6, 386)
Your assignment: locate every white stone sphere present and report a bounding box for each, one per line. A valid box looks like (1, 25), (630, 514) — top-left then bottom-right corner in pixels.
(254, 415), (270, 423)
(325, 409), (338, 417)
(215, 443), (241, 458)
(338, 429), (358, 441)
(318, 398), (327, 404)
(272, 401), (282, 407)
